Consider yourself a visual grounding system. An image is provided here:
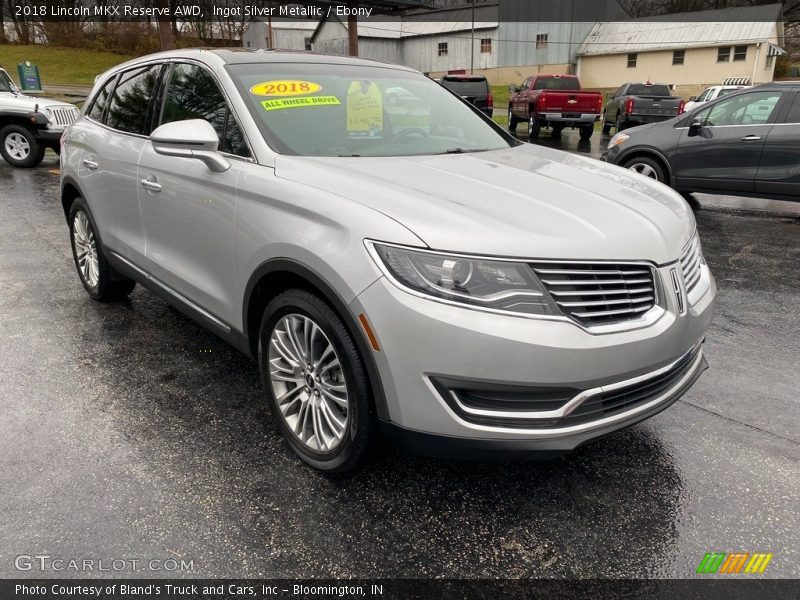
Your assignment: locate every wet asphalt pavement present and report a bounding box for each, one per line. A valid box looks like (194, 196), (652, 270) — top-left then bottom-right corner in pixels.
(0, 147), (798, 579)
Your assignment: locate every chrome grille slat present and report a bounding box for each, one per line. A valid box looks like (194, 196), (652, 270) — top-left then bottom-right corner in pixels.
(531, 261), (658, 326)
(679, 234), (703, 293)
(549, 286), (653, 297)
(49, 107), (79, 127)
(557, 295), (654, 308)
(571, 305), (652, 318)
(540, 277), (652, 286)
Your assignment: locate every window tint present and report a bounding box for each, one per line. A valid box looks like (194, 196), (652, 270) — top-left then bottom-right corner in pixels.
(162, 63), (250, 157)
(105, 66), (163, 135)
(626, 84), (671, 96)
(441, 77), (488, 95)
(704, 91), (781, 127)
(532, 77), (580, 91)
(695, 89), (710, 102)
(87, 75), (117, 122)
(0, 70), (13, 93)
(783, 93), (800, 124)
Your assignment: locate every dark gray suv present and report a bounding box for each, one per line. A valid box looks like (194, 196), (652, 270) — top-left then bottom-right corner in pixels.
(602, 83), (800, 201)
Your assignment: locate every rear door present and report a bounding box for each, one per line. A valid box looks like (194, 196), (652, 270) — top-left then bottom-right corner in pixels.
(756, 91), (800, 199)
(75, 64), (164, 263)
(675, 90), (783, 193)
(137, 62), (249, 324)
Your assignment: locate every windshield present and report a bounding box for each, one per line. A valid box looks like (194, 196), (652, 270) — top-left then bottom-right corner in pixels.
(627, 84), (672, 97)
(228, 63), (513, 157)
(0, 70), (14, 93)
(532, 78), (580, 91)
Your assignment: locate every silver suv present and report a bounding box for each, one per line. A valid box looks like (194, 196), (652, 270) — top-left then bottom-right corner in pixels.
(61, 50), (716, 472)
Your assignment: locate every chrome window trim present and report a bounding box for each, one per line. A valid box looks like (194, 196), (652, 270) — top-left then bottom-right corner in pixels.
(429, 341), (705, 437)
(83, 56), (255, 161)
(364, 239), (668, 335)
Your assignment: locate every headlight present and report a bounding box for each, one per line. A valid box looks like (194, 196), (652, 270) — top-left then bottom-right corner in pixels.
(368, 242), (560, 316)
(607, 133), (629, 149)
(43, 107), (53, 123)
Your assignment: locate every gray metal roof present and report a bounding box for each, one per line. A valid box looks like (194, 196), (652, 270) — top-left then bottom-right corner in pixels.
(577, 3), (784, 56)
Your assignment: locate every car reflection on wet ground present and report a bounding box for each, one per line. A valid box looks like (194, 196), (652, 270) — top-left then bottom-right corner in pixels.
(0, 152), (798, 578)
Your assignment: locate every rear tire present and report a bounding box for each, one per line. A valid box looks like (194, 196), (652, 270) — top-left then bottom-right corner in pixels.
(579, 125), (594, 141)
(602, 112), (612, 135)
(258, 289), (375, 473)
(0, 124), (45, 168)
(527, 118), (541, 140)
(68, 198), (136, 302)
(507, 106), (519, 131)
(616, 114), (627, 132)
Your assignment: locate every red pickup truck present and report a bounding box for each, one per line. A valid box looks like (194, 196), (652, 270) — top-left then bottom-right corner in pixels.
(508, 75), (603, 141)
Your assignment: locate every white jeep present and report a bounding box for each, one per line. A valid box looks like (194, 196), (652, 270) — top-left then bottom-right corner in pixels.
(0, 67), (80, 168)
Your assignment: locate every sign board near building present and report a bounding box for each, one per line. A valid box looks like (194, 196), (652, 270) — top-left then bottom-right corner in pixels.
(17, 61), (42, 92)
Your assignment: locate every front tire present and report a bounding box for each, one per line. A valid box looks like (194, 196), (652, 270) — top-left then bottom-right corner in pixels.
(259, 289), (374, 473)
(0, 124), (45, 168)
(68, 198), (136, 301)
(623, 156), (666, 183)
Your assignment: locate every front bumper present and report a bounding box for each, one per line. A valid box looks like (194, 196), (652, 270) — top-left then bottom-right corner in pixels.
(351, 262), (716, 455)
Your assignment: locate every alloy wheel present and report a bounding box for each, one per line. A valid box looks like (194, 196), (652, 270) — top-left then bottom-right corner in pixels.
(73, 211), (100, 288)
(4, 132), (30, 161)
(268, 314), (349, 452)
(627, 163), (658, 179)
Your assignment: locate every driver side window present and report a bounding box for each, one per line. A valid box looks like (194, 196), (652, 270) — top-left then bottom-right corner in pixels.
(703, 91), (781, 127)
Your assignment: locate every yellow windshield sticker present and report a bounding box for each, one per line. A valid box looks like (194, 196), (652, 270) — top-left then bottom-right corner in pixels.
(347, 81), (383, 138)
(261, 96), (340, 111)
(250, 80), (322, 96)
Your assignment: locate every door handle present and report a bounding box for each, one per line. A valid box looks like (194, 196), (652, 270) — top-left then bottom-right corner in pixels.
(82, 158), (98, 170)
(740, 135), (762, 141)
(140, 176), (162, 193)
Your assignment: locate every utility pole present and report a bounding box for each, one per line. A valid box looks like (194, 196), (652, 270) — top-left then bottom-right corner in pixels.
(347, 1), (359, 56)
(470, 0), (475, 74)
(157, 0), (175, 50)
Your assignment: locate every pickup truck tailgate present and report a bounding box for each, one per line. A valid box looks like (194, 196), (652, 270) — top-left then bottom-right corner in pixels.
(631, 96), (682, 117)
(541, 92), (601, 113)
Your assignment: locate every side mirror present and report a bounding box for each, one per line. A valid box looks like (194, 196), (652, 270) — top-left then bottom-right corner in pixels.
(688, 96), (697, 101)
(150, 119), (230, 173)
(688, 119), (703, 137)
(605, 92), (613, 100)
(508, 84), (520, 93)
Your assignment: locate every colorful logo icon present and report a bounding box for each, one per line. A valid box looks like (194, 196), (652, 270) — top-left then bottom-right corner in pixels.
(696, 552), (773, 574)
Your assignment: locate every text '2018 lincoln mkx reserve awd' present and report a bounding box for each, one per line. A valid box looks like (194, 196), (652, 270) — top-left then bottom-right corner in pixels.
(60, 49), (716, 472)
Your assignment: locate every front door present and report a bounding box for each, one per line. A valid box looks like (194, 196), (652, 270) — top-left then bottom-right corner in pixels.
(138, 62), (251, 325)
(675, 90), (783, 193)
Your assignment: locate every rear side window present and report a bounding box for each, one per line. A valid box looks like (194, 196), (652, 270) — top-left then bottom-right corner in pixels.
(441, 78), (488, 96)
(87, 75), (117, 122)
(105, 65), (164, 135)
(783, 93), (800, 124)
(161, 63), (250, 157)
(532, 78), (580, 91)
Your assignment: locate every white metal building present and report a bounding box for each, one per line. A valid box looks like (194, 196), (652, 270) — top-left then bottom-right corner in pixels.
(576, 4), (785, 96)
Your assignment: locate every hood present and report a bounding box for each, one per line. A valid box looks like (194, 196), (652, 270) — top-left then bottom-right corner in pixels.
(275, 144), (695, 264)
(0, 91), (77, 112)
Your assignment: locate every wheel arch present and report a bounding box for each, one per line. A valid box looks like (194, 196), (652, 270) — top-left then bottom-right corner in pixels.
(61, 176), (83, 222)
(243, 258), (389, 420)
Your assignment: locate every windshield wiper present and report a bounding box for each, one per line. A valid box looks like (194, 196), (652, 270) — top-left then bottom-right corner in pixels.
(437, 148), (490, 155)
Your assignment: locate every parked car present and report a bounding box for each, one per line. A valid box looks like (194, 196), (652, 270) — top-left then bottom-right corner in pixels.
(602, 82), (685, 134)
(602, 83), (800, 201)
(683, 84), (750, 112)
(508, 74), (602, 140)
(0, 66), (80, 168)
(61, 49), (714, 472)
(438, 74), (493, 117)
